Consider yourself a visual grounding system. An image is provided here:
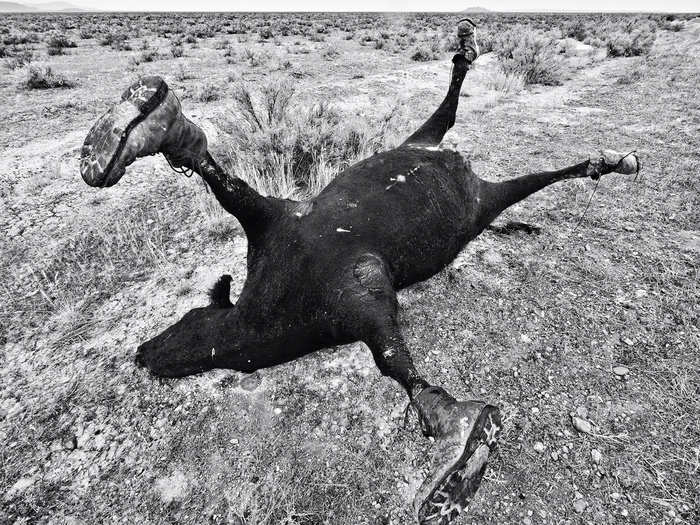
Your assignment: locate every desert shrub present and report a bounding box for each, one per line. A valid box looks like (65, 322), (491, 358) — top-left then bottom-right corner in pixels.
(308, 32), (325, 42)
(658, 16), (683, 32)
(3, 33), (39, 45)
(174, 62), (191, 81)
(129, 48), (161, 67)
(216, 77), (408, 198)
(564, 18), (589, 41)
(23, 66), (75, 89)
(486, 68), (525, 94)
(258, 27), (273, 40)
(2, 46), (33, 69)
(322, 44), (340, 59)
(195, 82), (222, 102)
(243, 47), (268, 67)
(491, 25), (562, 86)
(606, 23), (656, 57)
(79, 27), (93, 39)
(410, 38), (440, 62)
(47, 35), (76, 51)
(100, 32), (130, 50)
(411, 46), (433, 62)
(616, 59), (648, 84)
(214, 37), (230, 49)
(170, 41), (184, 58)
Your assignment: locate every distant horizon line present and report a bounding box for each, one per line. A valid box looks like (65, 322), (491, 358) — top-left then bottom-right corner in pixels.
(7, 8), (700, 13)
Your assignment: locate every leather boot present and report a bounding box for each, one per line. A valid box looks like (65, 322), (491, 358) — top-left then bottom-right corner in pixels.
(412, 386), (501, 525)
(80, 76), (207, 187)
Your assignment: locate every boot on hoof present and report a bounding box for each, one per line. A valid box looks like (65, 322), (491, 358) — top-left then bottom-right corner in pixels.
(587, 149), (641, 179)
(457, 18), (479, 63)
(80, 76), (207, 188)
(412, 386), (501, 525)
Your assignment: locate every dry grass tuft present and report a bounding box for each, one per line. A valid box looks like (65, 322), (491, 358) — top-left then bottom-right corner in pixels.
(23, 66), (75, 89)
(216, 76), (409, 199)
(490, 25), (563, 86)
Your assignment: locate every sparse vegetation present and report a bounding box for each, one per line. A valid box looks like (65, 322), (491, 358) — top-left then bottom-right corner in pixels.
(217, 77), (407, 197)
(23, 66), (75, 89)
(605, 23), (656, 57)
(410, 38), (441, 62)
(195, 82), (222, 103)
(491, 25), (563, 85)
(46, 34), (77, 56)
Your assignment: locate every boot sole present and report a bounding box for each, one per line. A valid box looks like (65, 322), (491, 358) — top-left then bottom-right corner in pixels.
(418, 405), (502, 525)
(80, 76), (168, 187)
(456, 17), (479, 62)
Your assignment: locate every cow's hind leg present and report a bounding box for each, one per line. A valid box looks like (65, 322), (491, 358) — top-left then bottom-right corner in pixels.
(79, 76), (278, 237)
(401, 54), (472, 148)
(343, 254), (501, 525)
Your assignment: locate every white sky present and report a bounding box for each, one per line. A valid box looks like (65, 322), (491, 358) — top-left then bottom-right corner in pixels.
(69, 1), (699, 13)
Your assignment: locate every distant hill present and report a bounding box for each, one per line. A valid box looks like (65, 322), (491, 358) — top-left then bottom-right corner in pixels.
(462, 7), (492, 12)
(0, 1), (36, 11)
(0, 0), (86, 11)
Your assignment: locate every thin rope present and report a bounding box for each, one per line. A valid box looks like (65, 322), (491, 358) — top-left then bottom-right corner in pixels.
(571, 175), (601, 234)
(162, 87), (197, 178)
(165, 153), (195, 178)
(571, 150), (638, 234)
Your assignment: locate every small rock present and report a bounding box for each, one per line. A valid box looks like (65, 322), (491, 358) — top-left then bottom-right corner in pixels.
(572, 416), (593, 434)
(523, 518), (532, 525)
(534, 441), (545, 453)
(4, 476), (36, 501)
(483, 249), (503, 265)
(613, 365), (629, 377)
(273, 407), (282, 415)
(155, 470), (189, 504)
(610, 492), (622, 501)
(623, 225), (636, 232)
(551, 451), (559, 461)
(573, 497), (587, 513)
(240, 372), (262, 391)
(576, 406), (588, 418)
(591, 449), (602, 464)
(621, 508), (629, 517)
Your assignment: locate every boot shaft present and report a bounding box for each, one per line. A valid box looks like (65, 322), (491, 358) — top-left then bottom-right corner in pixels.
(414, 386), (460, 438)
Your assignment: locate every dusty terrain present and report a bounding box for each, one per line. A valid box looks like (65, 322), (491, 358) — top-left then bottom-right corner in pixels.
(1, 12), (698, 525)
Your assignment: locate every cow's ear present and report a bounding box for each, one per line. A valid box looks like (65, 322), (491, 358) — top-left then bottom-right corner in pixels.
(208, 274), (233, 308)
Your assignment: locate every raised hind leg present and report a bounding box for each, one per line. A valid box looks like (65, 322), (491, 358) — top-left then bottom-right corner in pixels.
(401, 54), (472, 148)
(342, 253), (501, 525)
(79, 76), (279, 238)
(402, 20), (479, 149)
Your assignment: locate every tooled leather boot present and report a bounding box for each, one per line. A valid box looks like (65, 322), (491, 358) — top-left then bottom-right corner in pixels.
(412, 386), (501, 525)
(80, 76), (207, 188)
(457, 18), (479, 63)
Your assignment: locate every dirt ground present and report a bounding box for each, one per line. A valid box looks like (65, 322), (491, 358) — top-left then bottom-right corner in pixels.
(1, 13), (699, 525)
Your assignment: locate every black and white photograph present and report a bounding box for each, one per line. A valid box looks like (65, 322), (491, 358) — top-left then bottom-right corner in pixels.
(1, 0), (698, 523)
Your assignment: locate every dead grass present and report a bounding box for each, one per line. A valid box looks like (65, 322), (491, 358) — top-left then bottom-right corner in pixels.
(216, 75), (409, 199)
(23, 66), (75, 89)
